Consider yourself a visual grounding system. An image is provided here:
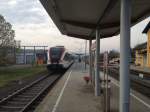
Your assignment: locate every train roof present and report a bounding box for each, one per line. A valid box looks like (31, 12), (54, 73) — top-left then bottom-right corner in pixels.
(56, 46), (65, 48)
(49, 46), (66, 51)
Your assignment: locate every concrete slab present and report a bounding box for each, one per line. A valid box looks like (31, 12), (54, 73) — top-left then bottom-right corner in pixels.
(34, 62), (102, 112)
(109, 76), (150, 112)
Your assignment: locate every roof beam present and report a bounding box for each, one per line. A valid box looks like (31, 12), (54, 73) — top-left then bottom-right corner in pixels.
(101, 22), (120, 29)
(89, 0), (118, 37)
(113, 9), (150, 36)
(96, 0), (118, 29)
(133, 8), (150, 26)
(61, 20), (96, 29)
(67, 33), (94, 40)
(62, 19), (120, 29)
(67, 33), (114, 40)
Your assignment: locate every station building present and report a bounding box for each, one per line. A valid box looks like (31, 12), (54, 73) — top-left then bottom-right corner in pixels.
(135, 22), (150, 67)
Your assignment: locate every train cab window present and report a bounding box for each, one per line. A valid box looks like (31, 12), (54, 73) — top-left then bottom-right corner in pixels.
(50, 48), (62, 59)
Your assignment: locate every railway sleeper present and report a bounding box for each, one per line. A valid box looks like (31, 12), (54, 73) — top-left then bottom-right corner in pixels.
(25, 89), (42, 93)
(17, 95), (34, 98)
(11, 97), (32, 102)
(21, 93), (37, 96)
(5, 101), (27, 106)
(0, 105), (22, 111)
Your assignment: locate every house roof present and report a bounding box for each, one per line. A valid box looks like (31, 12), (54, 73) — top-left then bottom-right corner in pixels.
(40, 0), (150, 40)
(134, 42), (147, 50)
(142, 21), (150, 34)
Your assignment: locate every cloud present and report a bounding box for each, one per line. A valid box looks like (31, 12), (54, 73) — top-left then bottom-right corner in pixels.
(8, 0), (17, 6)
(13, 21), (86, 52)
(30, 7), (41, 12)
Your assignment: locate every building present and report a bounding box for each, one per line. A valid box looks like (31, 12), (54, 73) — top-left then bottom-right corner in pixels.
(135, 22), (150, 67)
(143, 21), (150, 67)
(134, 42), (147, 67)
(16, 49), (47, 65)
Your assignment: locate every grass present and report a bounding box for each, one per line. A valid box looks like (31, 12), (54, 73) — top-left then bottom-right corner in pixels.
(0, 65), (47, 87)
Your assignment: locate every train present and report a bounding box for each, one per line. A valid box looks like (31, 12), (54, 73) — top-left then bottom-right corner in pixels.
(47, 46), (74, 71)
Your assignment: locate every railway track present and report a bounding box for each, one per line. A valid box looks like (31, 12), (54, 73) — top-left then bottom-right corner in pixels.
(0, 71), (64, 112)
(107, 67), (150, 98)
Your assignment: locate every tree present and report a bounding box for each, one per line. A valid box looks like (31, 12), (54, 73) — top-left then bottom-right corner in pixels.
(108, 50), (120, 60)
(0, 14), (18, 65)
(0, 15), (16, 47)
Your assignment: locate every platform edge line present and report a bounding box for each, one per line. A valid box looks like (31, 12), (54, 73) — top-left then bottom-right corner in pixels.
(111, 81), (150, 109)
(51, 70), (72, 112)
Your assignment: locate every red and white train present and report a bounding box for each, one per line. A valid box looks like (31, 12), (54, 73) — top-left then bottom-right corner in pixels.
(47, 46), (74, 71)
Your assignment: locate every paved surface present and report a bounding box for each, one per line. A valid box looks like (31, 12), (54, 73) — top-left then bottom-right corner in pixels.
(34, 62), (102, 112)
(109, 76), (150, 112)
(34, 62), (150, 112)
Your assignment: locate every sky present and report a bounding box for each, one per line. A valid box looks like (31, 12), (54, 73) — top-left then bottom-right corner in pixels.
(0, 0), (149, 53)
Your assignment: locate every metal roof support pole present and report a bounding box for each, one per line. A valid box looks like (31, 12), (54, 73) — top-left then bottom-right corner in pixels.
(120, 0), (131, 112)
(95, 29), (101, 96)
(43, 46), (45, 64)
(34, 46), (36, 63)
(85, 40), (87, 70)
(93, 51), (95, 85)
(24, 46), (26, 64)
(89, 39), (92, 82)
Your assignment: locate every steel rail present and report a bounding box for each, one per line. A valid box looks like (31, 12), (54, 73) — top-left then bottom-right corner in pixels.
(0, 71), (63, 112)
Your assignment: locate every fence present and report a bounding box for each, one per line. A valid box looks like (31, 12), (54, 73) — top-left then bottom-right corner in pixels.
(0, 46), (48, 66)
(0, 47), (16, 66)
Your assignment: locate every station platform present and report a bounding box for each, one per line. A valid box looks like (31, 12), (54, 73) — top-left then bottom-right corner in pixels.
(130, 65), (150, 75)
(34, 62), (150, 112)
(109, 75), (150, 112)
(34, 62), (102, 112)
(110, 64), (150, 76)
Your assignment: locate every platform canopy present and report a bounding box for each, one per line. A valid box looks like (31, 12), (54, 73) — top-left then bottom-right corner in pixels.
(40, 0), (150, 40)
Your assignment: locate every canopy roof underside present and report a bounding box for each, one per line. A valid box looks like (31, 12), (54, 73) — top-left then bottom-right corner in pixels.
(40, 0), (150, 40)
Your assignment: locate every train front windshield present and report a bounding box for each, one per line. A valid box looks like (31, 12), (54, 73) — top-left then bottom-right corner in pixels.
(50, 48), (63, 63)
